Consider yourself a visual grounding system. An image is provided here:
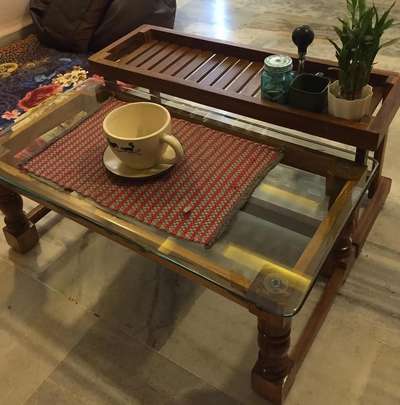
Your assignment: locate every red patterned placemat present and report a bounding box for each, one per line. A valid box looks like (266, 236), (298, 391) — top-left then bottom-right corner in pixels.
(22, 99), (282, 246)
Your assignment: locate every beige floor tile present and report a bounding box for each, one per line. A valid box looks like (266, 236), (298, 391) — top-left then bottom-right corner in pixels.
(366, 200), (400, 254)
(358, 344), (400, 405)
(0, 210), (88, 279)
(0, 231), (69, 279)
(36, 232), (167, 335)
(35, 322), (239, 405)
(138, 285), (319, 405)
(290, 297), (400, 405)
(0, 258), (97, 405)
(342, 241), (400, 318)
(143, 283), (400, 405)
(25, 379), (85, 405)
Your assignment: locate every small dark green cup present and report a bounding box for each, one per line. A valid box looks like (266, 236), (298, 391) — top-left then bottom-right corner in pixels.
(288, 73), (329, 113)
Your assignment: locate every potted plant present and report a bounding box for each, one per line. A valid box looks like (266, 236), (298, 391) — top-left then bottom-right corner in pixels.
(328, 0), (398, 120)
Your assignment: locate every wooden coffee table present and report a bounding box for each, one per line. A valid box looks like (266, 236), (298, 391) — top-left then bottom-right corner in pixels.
(0, 36), (398, 402)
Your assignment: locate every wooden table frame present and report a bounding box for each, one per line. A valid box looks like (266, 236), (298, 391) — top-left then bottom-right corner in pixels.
(0, 83), (381, 404)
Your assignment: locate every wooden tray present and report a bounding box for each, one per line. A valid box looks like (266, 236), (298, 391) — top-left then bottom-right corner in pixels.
(89, 25), (400, 151)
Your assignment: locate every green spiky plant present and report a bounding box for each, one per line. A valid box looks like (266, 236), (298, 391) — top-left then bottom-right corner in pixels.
(329, 0), (398, 100)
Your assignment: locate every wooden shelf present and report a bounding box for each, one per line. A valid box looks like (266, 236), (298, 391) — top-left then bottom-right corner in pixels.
(89, 25), (400, 151)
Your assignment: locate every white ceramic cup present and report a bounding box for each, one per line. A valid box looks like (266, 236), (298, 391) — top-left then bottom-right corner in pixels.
(103, 102), (184, 170)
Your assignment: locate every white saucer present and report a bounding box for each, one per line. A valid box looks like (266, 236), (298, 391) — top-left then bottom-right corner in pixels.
(103, 146), (175, 178)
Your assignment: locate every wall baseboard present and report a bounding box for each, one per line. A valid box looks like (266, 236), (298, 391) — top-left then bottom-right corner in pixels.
(0, 23), (35, 47)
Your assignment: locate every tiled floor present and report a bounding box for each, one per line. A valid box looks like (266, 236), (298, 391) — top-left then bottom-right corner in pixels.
(1, 1), (400, 404)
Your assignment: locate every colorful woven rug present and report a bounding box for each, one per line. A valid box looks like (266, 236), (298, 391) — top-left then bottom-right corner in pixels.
(0, 35), (89, 133)
(22, 99), (282, 247)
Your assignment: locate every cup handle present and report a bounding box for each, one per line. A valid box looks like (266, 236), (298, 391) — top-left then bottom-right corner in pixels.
(159, 134), (184, 165)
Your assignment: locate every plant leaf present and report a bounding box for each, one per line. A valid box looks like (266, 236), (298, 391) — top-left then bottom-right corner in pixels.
(332, 0), (397, 99)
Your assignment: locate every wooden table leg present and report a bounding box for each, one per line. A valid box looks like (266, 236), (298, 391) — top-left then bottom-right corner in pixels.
(150, 89), (161, 103)
(0, 184), (39, 253)
(251, 314), (293, 405)
(353, 176), (391, 255)
(320, 208), (357, 279)
(369, 131), (388, 198)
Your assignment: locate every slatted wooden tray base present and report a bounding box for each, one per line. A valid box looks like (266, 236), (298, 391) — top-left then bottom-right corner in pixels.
(112, 39), (264, 98)
(89, 25), (400, 151)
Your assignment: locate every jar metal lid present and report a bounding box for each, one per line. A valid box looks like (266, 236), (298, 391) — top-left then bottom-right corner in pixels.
(264, 55), (293, 74)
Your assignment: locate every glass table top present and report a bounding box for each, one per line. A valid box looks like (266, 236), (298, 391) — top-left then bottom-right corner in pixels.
(0, 79), (375, 316)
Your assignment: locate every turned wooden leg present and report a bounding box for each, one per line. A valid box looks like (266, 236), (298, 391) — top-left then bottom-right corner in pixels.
(0, 184), (38, 253)
(252, 314), (293, 404)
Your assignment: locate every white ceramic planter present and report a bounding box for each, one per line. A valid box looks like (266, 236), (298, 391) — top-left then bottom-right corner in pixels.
(328, 80), (373, 121)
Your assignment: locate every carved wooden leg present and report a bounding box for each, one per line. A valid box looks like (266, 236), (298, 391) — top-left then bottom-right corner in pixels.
(252, 315), (293, 404)
(0, 184), (38, 253)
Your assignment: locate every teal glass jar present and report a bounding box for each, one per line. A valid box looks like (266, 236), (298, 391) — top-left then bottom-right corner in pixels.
(261, 55), (295, 104)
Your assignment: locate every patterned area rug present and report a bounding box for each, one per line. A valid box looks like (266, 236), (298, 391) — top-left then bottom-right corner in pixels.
(22, 99), (282, 247)
(0, 35), (89, 133)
